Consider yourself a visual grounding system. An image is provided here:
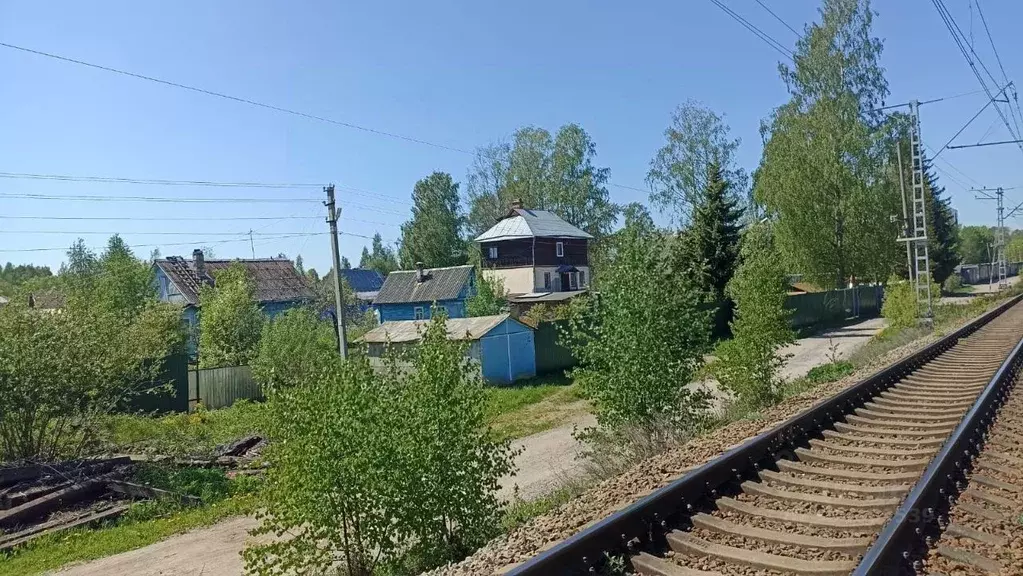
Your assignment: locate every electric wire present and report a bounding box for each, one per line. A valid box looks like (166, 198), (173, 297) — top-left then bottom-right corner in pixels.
(0, 41), (472, 155)
(707, 0), (794, 61)
(753, 0), (800, 37)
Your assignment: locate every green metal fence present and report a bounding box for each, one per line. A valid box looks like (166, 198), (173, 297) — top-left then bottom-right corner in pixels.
(121, 353), (190, 414)
(785, 285), (884, 330)
(533, 321), (576, 375)
(188, 365), (262, 410)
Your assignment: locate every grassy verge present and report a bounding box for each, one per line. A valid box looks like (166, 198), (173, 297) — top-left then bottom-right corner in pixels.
(0, 466), (260, 576)
(101, 399), (268, 457)
(486, 373), (588, 442)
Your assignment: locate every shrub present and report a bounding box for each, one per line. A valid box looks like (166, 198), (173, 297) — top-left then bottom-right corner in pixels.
(805, 361), (854, 384)
(251, 307), (336, 396)
(881, 277), (918, 329)
(942, 274), (964, 294)
(245, 314), (513, 575)
(198, 263), (263, 369)
(714, 224), (795, 409)
(0, 300), (183, 461)
(564, 208), (710, 442)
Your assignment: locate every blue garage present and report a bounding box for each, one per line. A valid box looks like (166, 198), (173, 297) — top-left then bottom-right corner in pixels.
(360, 314), (536, 384)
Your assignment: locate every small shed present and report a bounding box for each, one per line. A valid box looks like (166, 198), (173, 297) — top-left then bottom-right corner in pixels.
(360, 314), (536, 384)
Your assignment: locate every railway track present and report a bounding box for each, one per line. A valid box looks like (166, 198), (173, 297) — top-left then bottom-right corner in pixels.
(505, 296), (1023, 576)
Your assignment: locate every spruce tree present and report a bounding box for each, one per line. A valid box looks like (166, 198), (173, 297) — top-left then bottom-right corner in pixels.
(924, 161), (960, 284)
(685, 161), (744, 303)
(398, 172), (466, 268)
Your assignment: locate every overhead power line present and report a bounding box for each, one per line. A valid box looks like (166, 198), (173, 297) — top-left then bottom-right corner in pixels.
(975, 1), (1023, 146)
(0, 44), (657, 201)
(0, 192), (319, 203)
(930, 82), (1011, 160)
(753, 0), (801, 37)
(0, 214), (320, 222)
(0, 230), (388, 254)
(0, 171), (322, 188)
(0, 41), (472, 155)
(707, 0), (794, 61)
(931, 0), (1023, 157)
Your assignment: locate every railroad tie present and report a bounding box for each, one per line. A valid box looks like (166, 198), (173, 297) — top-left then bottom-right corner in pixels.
(666, 531), (858, 576)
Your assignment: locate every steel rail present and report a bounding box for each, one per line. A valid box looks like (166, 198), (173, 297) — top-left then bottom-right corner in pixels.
(853, 307), (1023, 575)
(505, 294), (1023, 576)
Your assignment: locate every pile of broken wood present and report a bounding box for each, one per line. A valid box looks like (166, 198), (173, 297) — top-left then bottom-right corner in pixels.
(124, 434), (268, 478)
(0, 457), (199, 553)
(0, 435), (266, 554)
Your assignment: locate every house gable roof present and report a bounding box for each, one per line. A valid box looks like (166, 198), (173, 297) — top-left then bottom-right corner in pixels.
(154, 257), (313, 306)
(372, 265), (473, 305)
(474, 209), (593, 242)
(339, 268), (384, 293)
(360, 313), (520, 343)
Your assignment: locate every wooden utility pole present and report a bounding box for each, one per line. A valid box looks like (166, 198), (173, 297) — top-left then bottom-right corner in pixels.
(324, 184), (348, 358)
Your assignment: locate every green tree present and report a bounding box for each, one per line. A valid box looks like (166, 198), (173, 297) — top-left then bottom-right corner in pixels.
(683, 162), (744, 301)
(0, 262), (54, 296)
(923, 161), (960, 284)
(91, 235), (156, 319)
(198, 263), (263, 368)
(0, 290), (183, 461)
(714, 224), (795, 409)
(565, 206), (710, 440)
(392, 313), (515, 569)
(252, 307), (337, 396)
(1007, 233), (1023, 264)
(359, 233), (399, 275)
(399, 172), (467, 268)
(340, 256), (351, 270)
(755, 0), (901, 288)
(245, 316), (513, 575)
(294, 255), (305, 276)
(647, 101), (748, 224)
(466, 270), (504, 317)
(466, 124), (617, 238)
(959, 225), (994, 264)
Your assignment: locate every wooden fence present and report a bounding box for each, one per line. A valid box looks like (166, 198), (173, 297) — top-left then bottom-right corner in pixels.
(188, 365), (262, 410)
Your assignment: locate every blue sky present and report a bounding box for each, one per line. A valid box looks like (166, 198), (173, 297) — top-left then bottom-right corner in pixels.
(2, 0), (1022, 272)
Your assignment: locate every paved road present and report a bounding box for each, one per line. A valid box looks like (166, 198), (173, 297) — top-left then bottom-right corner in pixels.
(52, 317), (888, 576)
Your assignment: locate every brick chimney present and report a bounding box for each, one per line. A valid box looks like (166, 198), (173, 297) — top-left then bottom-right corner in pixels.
(416, 262), (426, 283)
(192, 249), (206, 280)
(509, 198), (524, 210)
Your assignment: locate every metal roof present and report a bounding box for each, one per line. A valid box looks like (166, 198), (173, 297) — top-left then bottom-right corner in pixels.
(339, 268), (384, 293)
(373, 265), (474, 305)
(507, 289), (588, 303)
(474, 209), (593, 242)
(359, 314), (518, 343)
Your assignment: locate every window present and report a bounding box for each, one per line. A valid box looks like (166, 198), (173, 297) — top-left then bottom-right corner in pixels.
(556, 242), (564, 257)
(414, 306), (425, 320)
(569, 272), (577, 290)
(543, 272), (551, 289)
(579, 270), (586, 287)
(436, 306), (447, 316)
(488, 246), (498, 259)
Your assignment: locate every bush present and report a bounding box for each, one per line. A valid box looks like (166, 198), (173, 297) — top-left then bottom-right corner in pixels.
(881, 277), (918, 329)
(714, 224), (794, 410)
(805, 361), (854, 384)
(942, 274), (964, 294)
(251, 307), (336, 396)
(245, 315), (513, 576)
(198, 263), (263, 369)
(0, 300), (184, 461)
(564, 210), (710, 442)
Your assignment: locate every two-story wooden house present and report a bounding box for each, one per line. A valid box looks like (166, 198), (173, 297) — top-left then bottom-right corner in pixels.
(474, 201), (592, 294)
